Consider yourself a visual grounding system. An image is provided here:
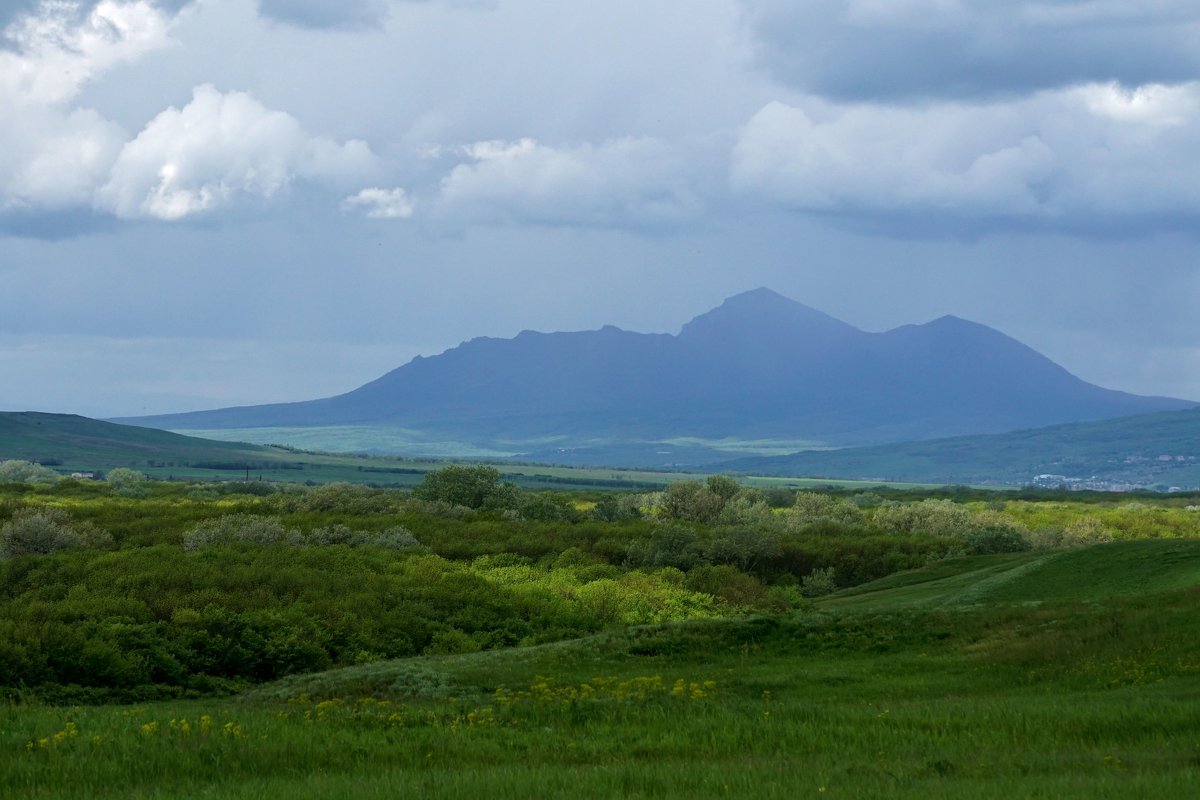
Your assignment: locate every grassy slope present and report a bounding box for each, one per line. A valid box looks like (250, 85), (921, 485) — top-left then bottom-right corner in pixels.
(720, 406), (1200, 487)
(822, 539), (1200, 611)
(3, 540), (1197, 799)
(0, 412), (278, 467)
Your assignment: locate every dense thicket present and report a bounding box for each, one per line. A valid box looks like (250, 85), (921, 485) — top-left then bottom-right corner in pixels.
(1, 470), (1194, 703)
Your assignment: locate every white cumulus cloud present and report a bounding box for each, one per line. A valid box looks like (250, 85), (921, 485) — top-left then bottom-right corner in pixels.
(343, 187), (414, 219)
(97, 84), (375, 220)
(0, 2), (378, 225)
(0, 0), (173, 212)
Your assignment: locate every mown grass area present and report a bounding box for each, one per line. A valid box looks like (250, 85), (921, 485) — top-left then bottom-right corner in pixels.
(823, 540), (1200, 611)
(4, 543), (1198, 799)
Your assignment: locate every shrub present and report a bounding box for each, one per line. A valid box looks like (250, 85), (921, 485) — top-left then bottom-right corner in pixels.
(706, 525), (781, 572)
(716, 494), (776, 527)
(873, 499), (972, 538)
(105, 467), (145, 488)
(625, 524), (707, 570)
(402, 498), (470, 518)
(273, 482), (402, 515)
(0, 460), (61, 484)
(0, 507), (111, 558)
(357, 526), (428, 551)
(590, 494), (644, 522)
(181, 514), (301, 551)
(305, 523), (356, 546)
(520, 492), (579, 522)
(965, 525), (1031, 554)
(412, 466), (518, 510)
(789, 492), (863, 528)
(1061, 516), (1114, 548)
(705, 475), (741, 501)
(685, 564), (776, 609)
(799, 566), (838, 597)
(659, 481), (726, 525)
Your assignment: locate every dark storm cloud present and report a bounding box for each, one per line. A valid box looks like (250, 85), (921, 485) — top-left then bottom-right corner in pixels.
(741, 0), (1200, 100)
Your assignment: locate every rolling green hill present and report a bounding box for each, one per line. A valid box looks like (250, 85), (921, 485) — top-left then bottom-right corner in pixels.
(0, 411), (286, 472)
(719, 406), (1200, 489)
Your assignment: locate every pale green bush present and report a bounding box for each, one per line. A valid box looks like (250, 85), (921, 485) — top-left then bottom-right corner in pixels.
(181, 514), (302, 551)
(1060, 516), (1114, 548)
(789, 492), (864, 528)
(873, 499), (972, 537)
(0, 460), (60, 484)
(716, 494), (777, 527)
(0, 507), (112, 558)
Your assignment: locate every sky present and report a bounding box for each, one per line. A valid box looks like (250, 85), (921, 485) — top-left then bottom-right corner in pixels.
(1, 0), (1199, 418)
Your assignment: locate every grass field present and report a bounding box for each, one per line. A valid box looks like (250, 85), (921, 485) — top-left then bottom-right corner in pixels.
(4, 541), (1197, 799)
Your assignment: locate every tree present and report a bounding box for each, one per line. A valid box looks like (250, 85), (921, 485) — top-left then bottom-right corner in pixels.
(412, 465), (518, 510)
(625, 525), (706, 570)
(705, 475), (741, 502)
(659, 480), (725, 525)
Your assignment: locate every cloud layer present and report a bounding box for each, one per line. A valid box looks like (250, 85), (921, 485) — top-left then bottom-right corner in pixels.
(732, 83), (1200, 229)
(741, 0), (1200, 100)
(430, 137), (700, 229)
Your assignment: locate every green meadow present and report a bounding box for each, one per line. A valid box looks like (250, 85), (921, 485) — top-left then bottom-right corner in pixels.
(1, 471), (1197, 798)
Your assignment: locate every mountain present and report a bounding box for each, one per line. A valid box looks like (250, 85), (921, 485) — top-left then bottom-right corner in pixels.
(116, 288), (1193, 456)
(715, 406), (1200, 489)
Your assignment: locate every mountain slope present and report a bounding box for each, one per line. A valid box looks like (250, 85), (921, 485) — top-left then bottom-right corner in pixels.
(0, 411), (285, 470)
(716, 406), (1200, 488)
(116, 288), (1193, 450)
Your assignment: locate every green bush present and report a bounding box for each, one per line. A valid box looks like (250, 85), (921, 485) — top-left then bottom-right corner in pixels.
(658, 481), (726, 525)
(624, 525), (707, 570)
(706, 525), (780, 572)
(685, 564), (776, 609)
(412, 466), (519, 510)
(965, 525), (1031, 554)
(800, 566), (838, 597)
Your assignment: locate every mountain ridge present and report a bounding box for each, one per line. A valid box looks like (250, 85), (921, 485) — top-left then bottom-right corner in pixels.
(114, 288), (1193, 451)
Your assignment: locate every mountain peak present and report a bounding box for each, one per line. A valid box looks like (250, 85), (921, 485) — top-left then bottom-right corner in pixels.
(678, 288), (860, 341)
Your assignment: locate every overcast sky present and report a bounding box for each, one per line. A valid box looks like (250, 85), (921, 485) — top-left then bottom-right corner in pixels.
(2, 0), (1199, 418)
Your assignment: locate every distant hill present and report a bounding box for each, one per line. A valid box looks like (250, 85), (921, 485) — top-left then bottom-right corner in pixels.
(116, 288), (1192, 456)
(716, 406), (1200, 489)
(0, 411), (287, 472)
